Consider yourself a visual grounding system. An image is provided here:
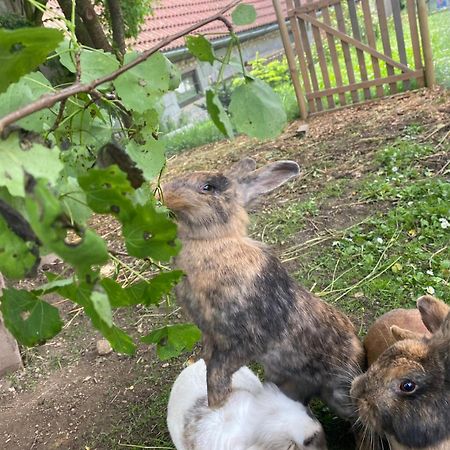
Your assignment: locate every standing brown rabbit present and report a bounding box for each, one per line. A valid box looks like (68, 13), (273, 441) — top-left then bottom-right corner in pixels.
(163, 158), (364, 418)
(351, 295), (450, 449)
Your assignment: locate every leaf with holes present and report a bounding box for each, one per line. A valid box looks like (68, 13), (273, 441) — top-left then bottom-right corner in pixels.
(101, 270), (184, 307)
(0, 133), (63, 197)
(57, 176), (92, 226)
(206, 89), (234, 138)
(125, 138), (166, 182)
(122, 203), (180, 261)
(79, 49), (120, 85)
(141, 323), (202, 360)
(229, 79), (287, 139)
(0, 27), (63, 93)
(0, 289), (63, 346)
(231, 3), (257, 26)
(0, 72), (55, 133)
(115, 51), (180, 113)
(185, 35), (215, 64)
(25, 180), (109, 274)
(0, 215), (38, 279)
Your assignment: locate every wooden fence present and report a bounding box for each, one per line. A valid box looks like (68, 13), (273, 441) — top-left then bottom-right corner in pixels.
(273, 0), (435, 118)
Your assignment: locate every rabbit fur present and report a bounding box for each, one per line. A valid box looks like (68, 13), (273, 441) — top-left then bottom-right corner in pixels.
(163, 158), (364, 417)
(167, 359), (328, 450)
(351, 295), (450, 450)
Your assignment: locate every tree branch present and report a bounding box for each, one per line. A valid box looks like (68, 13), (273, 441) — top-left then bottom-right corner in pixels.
(0, 0), (241, 135)
(57, 0), (94, 47)
(106, 0), (126, 56)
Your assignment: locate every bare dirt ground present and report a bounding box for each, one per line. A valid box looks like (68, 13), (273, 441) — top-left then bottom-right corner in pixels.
(0, 87), (449, 450)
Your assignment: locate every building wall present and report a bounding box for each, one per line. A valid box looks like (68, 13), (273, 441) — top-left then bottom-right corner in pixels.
(161, 27), (285, 128)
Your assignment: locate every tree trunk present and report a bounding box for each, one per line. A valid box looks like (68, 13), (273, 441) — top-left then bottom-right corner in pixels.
(75, 0), (113, 52)
(57, 0), (94, 47)
(106, 0), (125, 55)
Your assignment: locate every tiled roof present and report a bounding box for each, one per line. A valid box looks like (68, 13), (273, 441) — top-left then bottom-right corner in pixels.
(134, 0), (288, 52)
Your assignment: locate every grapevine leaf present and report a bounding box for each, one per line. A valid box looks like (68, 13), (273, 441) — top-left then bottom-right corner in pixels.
(80, 49), (120, 85)
(229, 79), (287, 139)
(125, 138), (166, 182)
(141, 323), (202, 360)
(57, 176), (92, 225)
(101, 270), (184, 307)
(205, 90), (234, 138)
(185, 35), (215, 64)
(122, 203), (180, 261)
(0, 133), (63, 197)
(0, 288), (63, 347)
(78, 165), (134, 220)
(59, 145), (97, 178)
(0, 27), (63, 93)
(91, 290), (113, 327)
(25, 180), (109, 273)
(57, 39), (76, 73)
(0, 72), (54, 132)
(114, 51), (180, 113)
(231, 4), (257, 25)
(0, 215), (38, 279)
(56, 281), (136, 354)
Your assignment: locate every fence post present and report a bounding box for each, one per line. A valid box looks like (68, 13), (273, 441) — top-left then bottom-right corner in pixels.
(416, 0), (435, 87)
(272, 0), (308, 120)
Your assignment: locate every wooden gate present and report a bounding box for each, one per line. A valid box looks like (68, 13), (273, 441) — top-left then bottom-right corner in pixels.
(272, 0), (435, 118)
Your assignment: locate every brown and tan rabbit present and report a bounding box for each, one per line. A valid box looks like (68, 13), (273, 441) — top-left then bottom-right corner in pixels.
(351, 295), (450, 450)
(163, 158), (364, 418)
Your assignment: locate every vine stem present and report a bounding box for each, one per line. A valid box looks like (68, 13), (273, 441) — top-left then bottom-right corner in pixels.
(0, 0), (241, 135)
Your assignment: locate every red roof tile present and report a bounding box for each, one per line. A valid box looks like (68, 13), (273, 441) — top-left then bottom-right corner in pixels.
(133, 0), (288, 52)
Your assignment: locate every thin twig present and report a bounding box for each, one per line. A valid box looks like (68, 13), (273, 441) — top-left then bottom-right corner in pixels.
(0, 0), (241, 134)
(48, 98), (67, 133)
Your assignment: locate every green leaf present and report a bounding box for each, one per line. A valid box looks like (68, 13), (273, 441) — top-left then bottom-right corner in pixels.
(205, 90), (234, 138)
(229, 79), (287, 140)
(122, 203), (180, 261)
(78, 165), (134, 220)
(0, 72), (55, 132)
(0, 288), (63, 347)
(125, 138), (166, 181)
(57, 39), (76, 73)
(79, 49), (119, 85)
(231, 4), (257, 26)
(102, 270), (184, 307)
(115, 51), (180, 113)
(57, 176), (92, 225)
(91, 290), (113, 327)
(0, 215), (38, 279)
(141, 323), (201, 360)
(185, 35), (215, 64)
(0, 133), (63, 197)
(0, 27), (63, 93)
(25, 180), (109, 273)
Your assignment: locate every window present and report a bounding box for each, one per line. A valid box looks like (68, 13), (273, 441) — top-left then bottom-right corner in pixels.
(176, 70), (201, 106)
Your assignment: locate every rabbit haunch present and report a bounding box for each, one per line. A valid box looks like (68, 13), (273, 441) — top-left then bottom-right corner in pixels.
(167, 359), (327, 450)
(163, 158), (364, 417)
(351, 295), (450, 450)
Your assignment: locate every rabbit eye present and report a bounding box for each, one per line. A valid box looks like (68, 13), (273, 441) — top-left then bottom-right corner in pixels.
(399, 380), (417, 393)
(201, 183), (215, 192)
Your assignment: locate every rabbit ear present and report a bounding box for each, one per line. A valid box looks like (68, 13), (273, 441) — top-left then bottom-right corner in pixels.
(227, 158), (257, 181)
(417, 295), (450, 333)
(390, 325), (422, 342)
(237, 160), (300, 206)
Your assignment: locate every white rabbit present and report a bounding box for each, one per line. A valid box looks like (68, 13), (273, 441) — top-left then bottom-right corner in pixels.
(167, 359), (327, 450)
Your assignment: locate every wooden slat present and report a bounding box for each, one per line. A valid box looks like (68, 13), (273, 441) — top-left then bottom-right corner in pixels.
(347, 0), (371, 99)
(321, 7), (347, 106)
(296, 4), (323, 111)
(391, 0), (410, 90)
(406, 0), (424, 87)
(417, 0), (435, 86)
(286, 0), (316, 113)
(305, 69), (424, 99)
(308, 10), (336, 108)
(298, 13), (414, 73)
(375, 0), (397, 93)
(290, 0), (341, 14)
(361, 0), (384, 97)
(334, 3), (359, 103)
